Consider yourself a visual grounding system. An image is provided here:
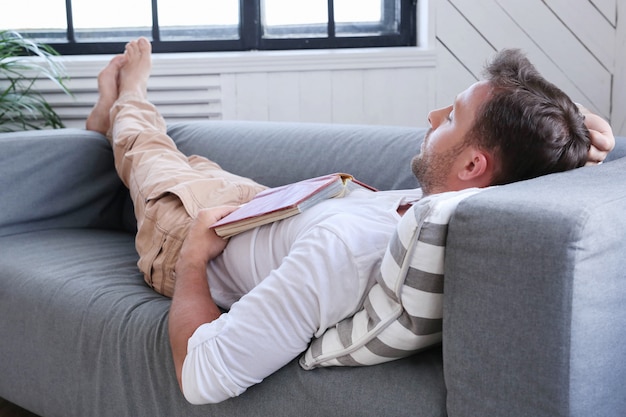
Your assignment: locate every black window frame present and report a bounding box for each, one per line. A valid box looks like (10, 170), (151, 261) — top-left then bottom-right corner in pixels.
(21, 0), (417, 55)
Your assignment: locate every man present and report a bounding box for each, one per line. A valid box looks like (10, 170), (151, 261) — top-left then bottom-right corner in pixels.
(86, 38), (614, 404)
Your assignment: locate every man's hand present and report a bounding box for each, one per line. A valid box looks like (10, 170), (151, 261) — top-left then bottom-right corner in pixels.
(578, 104), (616, 166)
(177, 206), (238, 270)
(169, 205), (238, 394)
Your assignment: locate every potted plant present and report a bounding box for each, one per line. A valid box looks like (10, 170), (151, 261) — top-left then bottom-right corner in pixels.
(0, 30), (71, 132)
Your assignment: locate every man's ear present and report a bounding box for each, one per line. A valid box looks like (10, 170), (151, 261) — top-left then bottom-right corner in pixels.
(457, 148), (493, 187)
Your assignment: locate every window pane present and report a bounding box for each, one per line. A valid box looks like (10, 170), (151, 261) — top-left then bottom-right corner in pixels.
(158, 0), (238, 26)
(0, 0), (67, 41)
(262, 0), (328, 38)
(263, 0), (328, 25)
(73, 0), (152, 41)
(158, 0), (239, 40)
(334, 0), (382, 23)
(335, 0), (397, 37)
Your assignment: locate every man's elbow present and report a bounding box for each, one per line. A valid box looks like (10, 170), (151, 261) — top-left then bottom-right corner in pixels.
(180, 354), (248, 405)
(180, 379), (241, 405)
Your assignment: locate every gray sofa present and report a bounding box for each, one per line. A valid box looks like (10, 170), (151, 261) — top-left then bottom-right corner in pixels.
(1, 120), (625, 417)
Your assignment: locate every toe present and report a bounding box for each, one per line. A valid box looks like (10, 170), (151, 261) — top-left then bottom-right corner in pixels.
(137, 37), (152, 53)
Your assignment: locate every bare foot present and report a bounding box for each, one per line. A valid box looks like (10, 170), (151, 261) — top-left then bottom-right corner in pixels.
(86, 54), (126, 134)
(118, 37), (152, 99)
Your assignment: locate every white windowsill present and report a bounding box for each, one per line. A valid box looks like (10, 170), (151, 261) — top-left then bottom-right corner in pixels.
(61, 46), (437, 76)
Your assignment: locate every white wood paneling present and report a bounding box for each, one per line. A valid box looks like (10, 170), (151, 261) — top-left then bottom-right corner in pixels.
(363, 67), (433, 126)
(216, 48), (436, 126)
(331, 70), (366, 124)
(544, 0), (615, 69)
(267, 72), (301, 122)
(498, 0), (611, 114)
(435, 40), (479, 107)
(436, 0), (494, 79)
(298, 71), (333, 123)
(590, 0), (617, 25)
(436, 0), (624, 134)
(612, 0), (626, 134)
(441, 0), (608, 116)
(232, 72), (270, 121)
(219, 73), (237, 120)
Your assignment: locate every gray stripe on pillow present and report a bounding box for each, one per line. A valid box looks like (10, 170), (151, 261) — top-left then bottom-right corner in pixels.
(364, 337), (414, 359)
(418, 222), (449, 246)
(397, 313), (442, 335)
(337, 319), (354, 348)
(336, 354), (362, 367)
(309, 335), (324, 359)
(363, 295), (382, 331)
(389, 230), (408, 270)
(378, 276), (398, 301)
(404, 268), (444, 293)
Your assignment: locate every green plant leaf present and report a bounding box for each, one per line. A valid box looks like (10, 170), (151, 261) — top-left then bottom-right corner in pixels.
(0, 30), (72, 131)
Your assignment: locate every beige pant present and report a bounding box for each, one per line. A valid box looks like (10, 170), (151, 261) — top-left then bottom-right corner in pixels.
(108, 93), (267, 297)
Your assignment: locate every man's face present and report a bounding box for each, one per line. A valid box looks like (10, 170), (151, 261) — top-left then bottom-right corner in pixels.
(412, 81), (492, 195)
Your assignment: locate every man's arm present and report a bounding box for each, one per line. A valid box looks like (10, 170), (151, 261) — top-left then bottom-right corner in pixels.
(168, 218), (365, 404)
(579, 105), (616, 165)
(168, 207), (236, 391)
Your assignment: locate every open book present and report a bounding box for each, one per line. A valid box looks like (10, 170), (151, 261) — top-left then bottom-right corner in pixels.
(211, 173), (376, 238)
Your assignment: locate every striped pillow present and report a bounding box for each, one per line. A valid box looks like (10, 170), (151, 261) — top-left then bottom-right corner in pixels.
(300, 188), (484, 369)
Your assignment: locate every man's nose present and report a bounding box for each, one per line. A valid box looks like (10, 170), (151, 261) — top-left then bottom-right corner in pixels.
(427, 105), (452, 128)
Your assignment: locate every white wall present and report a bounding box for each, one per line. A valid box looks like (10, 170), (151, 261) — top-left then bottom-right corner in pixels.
(42, 0), (625, 135)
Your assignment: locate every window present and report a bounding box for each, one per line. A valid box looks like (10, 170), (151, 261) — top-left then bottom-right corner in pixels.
(1, 0), (416, 55)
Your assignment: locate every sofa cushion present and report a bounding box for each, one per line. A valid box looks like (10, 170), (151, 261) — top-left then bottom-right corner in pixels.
(300, 187), (484, 369)
(0, 229), (448, 417)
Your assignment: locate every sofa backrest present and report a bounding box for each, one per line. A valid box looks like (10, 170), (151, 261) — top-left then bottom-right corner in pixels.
(168, 120), (626, 187)
(1, 121), (624, 238)
(167, 121), (426, 191)
(606, 136), (626, 161)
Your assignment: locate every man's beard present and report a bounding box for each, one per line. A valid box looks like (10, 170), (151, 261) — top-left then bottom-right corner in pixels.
(411, 132), (467, 195)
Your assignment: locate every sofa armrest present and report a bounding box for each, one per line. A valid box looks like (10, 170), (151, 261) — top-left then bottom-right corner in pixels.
(0, 129), (129, 237)
(443, 157), (626, 417)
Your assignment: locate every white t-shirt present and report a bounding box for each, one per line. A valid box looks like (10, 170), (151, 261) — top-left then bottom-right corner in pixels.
(182, 187), (422, 404)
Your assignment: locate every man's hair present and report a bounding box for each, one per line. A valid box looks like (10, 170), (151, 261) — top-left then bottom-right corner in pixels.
(467, 49), (591, 186)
